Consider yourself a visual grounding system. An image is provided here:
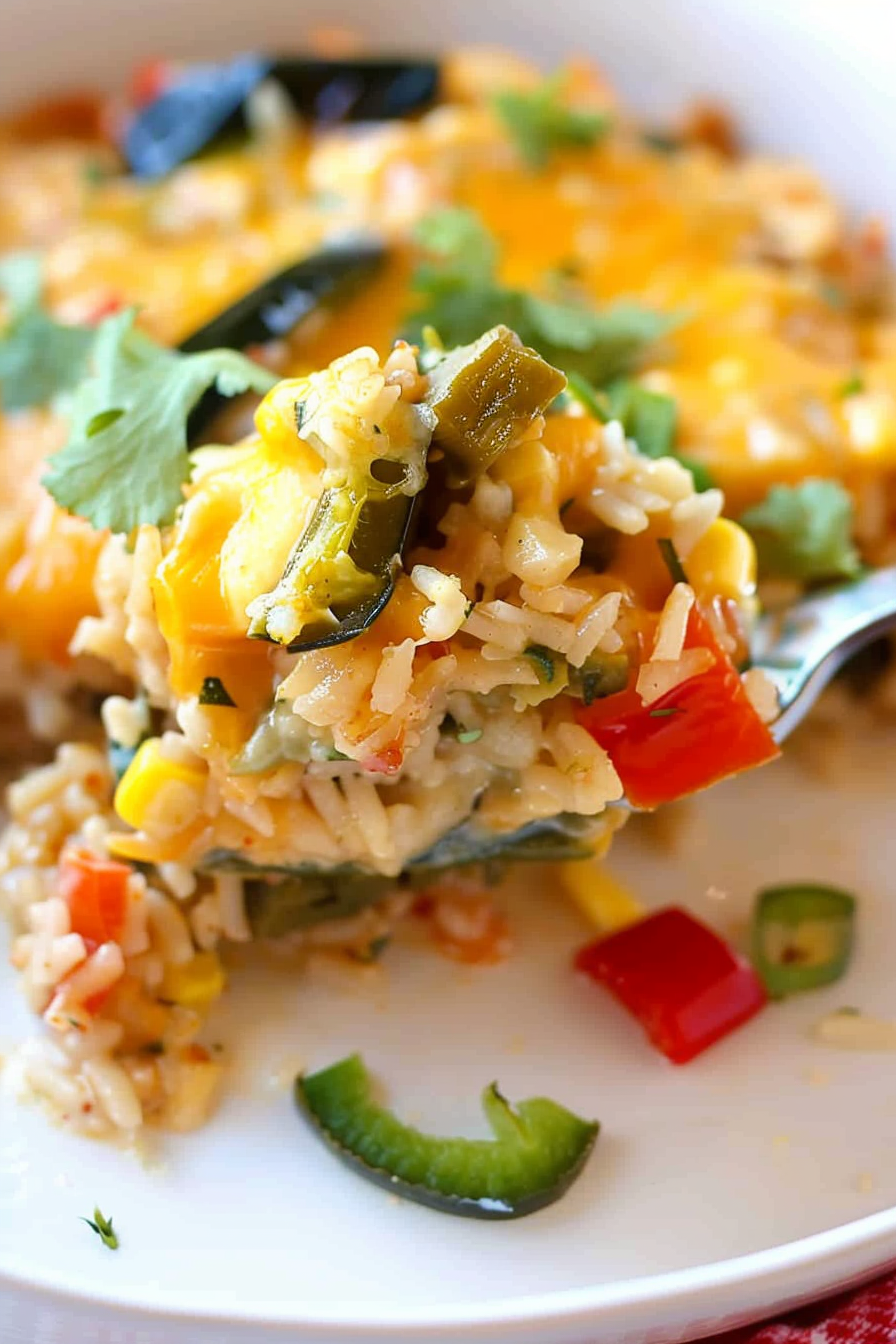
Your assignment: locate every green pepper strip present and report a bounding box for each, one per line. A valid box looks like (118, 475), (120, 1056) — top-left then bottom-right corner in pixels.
(751, 883), (856, 999)
(208, 812), (604, 938)
(296, 1053), (598, 1219)
(426, 324), (566, 485)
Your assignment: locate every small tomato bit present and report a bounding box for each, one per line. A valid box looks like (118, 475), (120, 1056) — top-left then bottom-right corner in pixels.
(58, 846), (131, 947)
(575, 907), (767, 1064)
(415, 886), (511, 965)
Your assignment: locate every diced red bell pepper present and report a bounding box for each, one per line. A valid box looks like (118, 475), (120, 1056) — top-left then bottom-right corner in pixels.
(58, 847), (131, 948)
(575, 906), (767, 1064)
(575, 605), (778, 809)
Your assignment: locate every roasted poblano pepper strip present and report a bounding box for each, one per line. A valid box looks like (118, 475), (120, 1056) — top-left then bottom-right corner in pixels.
(751, 883), (856, 998)
(245, 469), (426, 652)
(296, 1053), (599, 1219)
(180, 241), (385, 443)
(247, 325), (563, 652)
(125, 55), (439, 178)
(426, 326), (567, 486)
(180, 241), (385, 356)
(246, 870), (396, 940)
(208, 812), (604, 938)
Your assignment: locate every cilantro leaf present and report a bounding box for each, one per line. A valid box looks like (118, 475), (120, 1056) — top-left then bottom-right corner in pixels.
(81, 1206), (119, 1250)
(493, 75), (609, 168)
(740, 480), (861, 583)
(411, 207), (498, 293)
(405, 208), (673, 387)
(0, 252), (95, 412)
(43, 309), (276, 534)
(0, 252), (42, 315)
(605, 379), (677, 460)
(568, 371), (714, 490)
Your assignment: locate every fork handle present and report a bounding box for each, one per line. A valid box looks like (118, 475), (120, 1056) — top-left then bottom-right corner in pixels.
(752, 566), (896, 743)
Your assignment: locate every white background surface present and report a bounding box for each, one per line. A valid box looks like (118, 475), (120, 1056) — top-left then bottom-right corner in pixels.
(2, 2), (896, 1340)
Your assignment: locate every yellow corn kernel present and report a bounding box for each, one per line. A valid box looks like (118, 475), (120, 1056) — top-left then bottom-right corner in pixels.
(160, 952), (226, 1013)
(114, 738), (207, 832)
(686, 518), (757, 604)
(562, 859), (645, 931)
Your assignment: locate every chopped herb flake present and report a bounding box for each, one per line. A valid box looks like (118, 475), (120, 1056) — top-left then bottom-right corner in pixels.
(642, 129), (682, 154)
(81, 1207), (119, 1250)
(493, 75), (610, 169)
(649, 707), (685, 717)
(198, 676), (237, 707)
(657, 537), (689, 586)
(43, 308), (276, 533)
(837, 372), (865, 399)
(740, 479), (861, 583)
(524, 644), (557, 684)
(456, 727), (483, 744)
(353, 935), (391, 964)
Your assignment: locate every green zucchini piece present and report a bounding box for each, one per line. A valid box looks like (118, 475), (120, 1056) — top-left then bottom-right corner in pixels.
(296, 1053), (599, 1218)
(426, 325), (566, 485)
(751, 883), (856, 999)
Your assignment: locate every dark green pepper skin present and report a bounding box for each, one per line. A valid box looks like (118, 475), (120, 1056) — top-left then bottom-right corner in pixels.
(426, 325), (566, 485)
(179, 241), (384, 357)
(181, 241), (385, 444)
(205, 812), (605, 938)
(296, 1054), (599, 1219)
(125, 56), (439, 178)
(281, 485), (421, 655)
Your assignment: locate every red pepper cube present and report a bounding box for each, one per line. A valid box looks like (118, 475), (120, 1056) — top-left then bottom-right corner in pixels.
(575, 906), (767, 1064)
(574, 606), (779, 810)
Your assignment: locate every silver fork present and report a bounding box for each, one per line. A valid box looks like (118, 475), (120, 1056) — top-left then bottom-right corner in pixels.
(753, 565), (896, 742)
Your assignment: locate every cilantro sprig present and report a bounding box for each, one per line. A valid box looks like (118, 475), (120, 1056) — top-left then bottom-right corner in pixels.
(43, 308), (276, 534)
(493, 75), (610, 169)
(405, 207), (673, 387)
(740, 479), (861, 583)
(0, 252), (95, 411)
(567, 370), (714, 490)
(81, 1206), (119, 1250)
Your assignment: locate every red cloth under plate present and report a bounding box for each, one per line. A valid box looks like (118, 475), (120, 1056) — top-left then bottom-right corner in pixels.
(702, 1271), (896, 1343)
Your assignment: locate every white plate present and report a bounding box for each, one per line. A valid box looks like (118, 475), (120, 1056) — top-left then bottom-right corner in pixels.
(4, 2), (896, 1341)
(5, 725), (896, 1344)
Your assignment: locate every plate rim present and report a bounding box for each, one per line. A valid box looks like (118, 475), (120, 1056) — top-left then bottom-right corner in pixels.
(4, 1200), (896, 1336)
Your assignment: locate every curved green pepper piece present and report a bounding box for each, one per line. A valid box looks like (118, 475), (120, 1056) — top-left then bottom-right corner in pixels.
(751, 883), (856, 999)
(426, 325), (566, 485)
(180, 241), (385, 357)
(181, 241), (385, 444)
(246, 475), (424, 652)
(296, 1053), (599, 1219)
